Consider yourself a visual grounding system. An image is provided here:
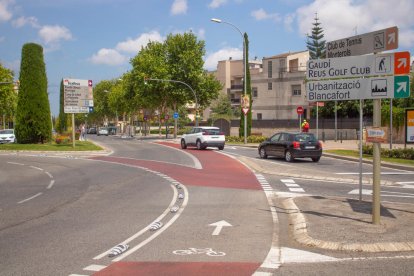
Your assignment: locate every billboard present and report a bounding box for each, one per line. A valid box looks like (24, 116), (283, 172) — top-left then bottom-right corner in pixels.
(406, 109), (414, 144)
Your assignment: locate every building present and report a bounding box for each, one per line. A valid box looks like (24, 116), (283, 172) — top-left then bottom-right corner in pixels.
(212, 57), (262, 110)
(252, 50), (310, 120)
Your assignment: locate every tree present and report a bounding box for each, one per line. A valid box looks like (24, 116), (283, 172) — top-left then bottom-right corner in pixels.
(239, 33), (252, 138)
(210, 93), (233, 121)
(306, 14), (326, 59)
(57, 79), (68, 133)
(129, 32), (221, 124)
(15, 43), (52, 143)
(0, 63), (17, 128)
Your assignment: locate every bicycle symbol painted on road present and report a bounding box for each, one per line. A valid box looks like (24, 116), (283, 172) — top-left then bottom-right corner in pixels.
(172, 247), (226, 257)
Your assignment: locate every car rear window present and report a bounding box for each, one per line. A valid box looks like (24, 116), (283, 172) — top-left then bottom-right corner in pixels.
(0, 130), (13, 134)
(203, 129), (221, 135)
(294, 133), (316, 142)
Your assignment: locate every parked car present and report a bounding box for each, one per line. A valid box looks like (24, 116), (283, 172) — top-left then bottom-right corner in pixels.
(258, 132), (322, 162)
(181, 126), (225, 150)
(87, 127), (97, 134)
(0, 129), (15, 144)
(97, 127), (109, 136)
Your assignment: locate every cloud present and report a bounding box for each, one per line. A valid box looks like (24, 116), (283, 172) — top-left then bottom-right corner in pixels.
(251, 8), (281, 22)
(90, 48), (128, 66)
(204, 47), (242, 70)
(38, 25), (72, 45)
(208, 0), (228, 9)
(116, 31), (164, 53)
(171, 0), (187, 15)
(0, 36), (4, 42)
(12, 16), (40, 28)
(0, 0), (13, 22)
(296, 0), (414, 48)
(284, 13), (295, 32)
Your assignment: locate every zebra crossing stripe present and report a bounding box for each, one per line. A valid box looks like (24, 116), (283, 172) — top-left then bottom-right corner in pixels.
(149, 221), (163, 231)
(108, 244), (129, 258)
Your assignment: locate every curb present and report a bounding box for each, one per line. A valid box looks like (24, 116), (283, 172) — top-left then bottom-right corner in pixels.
(237, 156), (395, 186)
(282, 197), (414, 252)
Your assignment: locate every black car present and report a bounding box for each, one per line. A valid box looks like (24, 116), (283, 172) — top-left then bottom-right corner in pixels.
(258, 132), (322, 162)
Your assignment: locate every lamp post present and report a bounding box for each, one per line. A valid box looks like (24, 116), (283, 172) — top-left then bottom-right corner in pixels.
(144, 77), (198, 130)
(211, 18), (247, 144)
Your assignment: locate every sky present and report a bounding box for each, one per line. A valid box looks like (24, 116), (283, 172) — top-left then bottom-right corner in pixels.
(0, 0), (413, 116)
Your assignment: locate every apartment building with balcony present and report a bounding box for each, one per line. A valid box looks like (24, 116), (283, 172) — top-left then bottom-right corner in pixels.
(213, 57), (262, 108)
(251, 50), (309, 120)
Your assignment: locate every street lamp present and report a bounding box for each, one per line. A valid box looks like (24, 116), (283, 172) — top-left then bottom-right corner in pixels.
(211, 18), (248, 144)
(144, 77), (198, 128)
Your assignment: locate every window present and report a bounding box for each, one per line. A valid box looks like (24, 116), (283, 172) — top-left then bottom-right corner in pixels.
(252, 87), (258, 98)
(268, 60), (272, 78)
(257, 113), (262, 120)
(292, 84), (301, 96)
(268, 82), (272, 90)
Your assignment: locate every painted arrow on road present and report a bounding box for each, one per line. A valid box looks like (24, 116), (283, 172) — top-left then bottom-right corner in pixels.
(209, 220), (232, 236)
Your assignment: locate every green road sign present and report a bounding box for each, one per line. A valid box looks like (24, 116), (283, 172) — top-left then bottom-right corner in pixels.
(394, 75), (410, 99)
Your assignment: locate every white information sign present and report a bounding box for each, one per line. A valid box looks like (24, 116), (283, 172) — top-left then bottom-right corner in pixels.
(326, 26), (398, 58)
(306, 75), (410, 101)
(64, 78), (94, 113)
(307, 51), (410, 80)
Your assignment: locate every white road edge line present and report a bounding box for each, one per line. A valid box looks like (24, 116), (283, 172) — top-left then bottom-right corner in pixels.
(7, 162), (25, 166)
(47, 180), (55, 189)
(93, 181), (181, 260)
(18, 192), (42, 204)
(29, 165), (43, 171)
(112, 184), (189, 262)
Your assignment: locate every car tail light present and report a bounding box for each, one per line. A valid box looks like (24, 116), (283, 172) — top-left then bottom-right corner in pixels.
(318, 141), (322, 149)
(219, 132), (224, 135)
(202, 131), (209, 135)
(293, 141), (300, 149)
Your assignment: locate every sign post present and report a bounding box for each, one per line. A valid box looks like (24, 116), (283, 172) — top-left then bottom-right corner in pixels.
(297, 106), (304, 131)
(307, 27), (409, 224)
(63, 78), (94, 148)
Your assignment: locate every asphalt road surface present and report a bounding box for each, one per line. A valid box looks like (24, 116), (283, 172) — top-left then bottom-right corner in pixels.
(1, 136), (413, 276)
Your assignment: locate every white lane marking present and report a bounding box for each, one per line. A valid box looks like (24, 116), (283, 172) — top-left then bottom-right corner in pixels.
(113, 184), (189, 262)
(253, 174), (281, 274)
(7, 162), (24, 166)
(45, 171), (53, 178)
(29, 165), (43, 171)
(402, 184), (414, 188)
(18, 192), (42, 204)
(285, 183), (300, 187)
(289, 188), (305, 193)
(93, 183), (178, 260)
(349, 189), (414, 198)
(337, 172), (414, 175)
(83, 264), (106, 271)
(281, 247), (337, 263)
(47, 180), (55, 189)
(280, 179), (306, 193)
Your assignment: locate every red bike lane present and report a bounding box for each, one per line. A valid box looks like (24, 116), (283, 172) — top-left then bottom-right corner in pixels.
(90, 142), (264, 276)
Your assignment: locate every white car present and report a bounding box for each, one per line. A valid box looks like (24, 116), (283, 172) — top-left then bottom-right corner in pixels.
(181, 126), (225, 150)
(97, 127), (109, 136)
(0, 129), (15, 144)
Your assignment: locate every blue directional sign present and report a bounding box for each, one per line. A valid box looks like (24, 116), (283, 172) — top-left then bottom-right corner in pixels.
(173, 112), (179, 119)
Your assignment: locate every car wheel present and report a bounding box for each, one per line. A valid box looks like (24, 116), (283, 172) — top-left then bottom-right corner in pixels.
(218, 145), (224, 150)
(285, 150), (294, 162)
(312, 157), (321, 162)
(196, 140), (204, 150)
(181, 139), (187, 149)
(259, 147), (268, 159)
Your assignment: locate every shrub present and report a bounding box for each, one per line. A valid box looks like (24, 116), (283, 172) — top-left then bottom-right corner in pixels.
(55, 135), (70, 144)
(362, 144), (414, 160)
